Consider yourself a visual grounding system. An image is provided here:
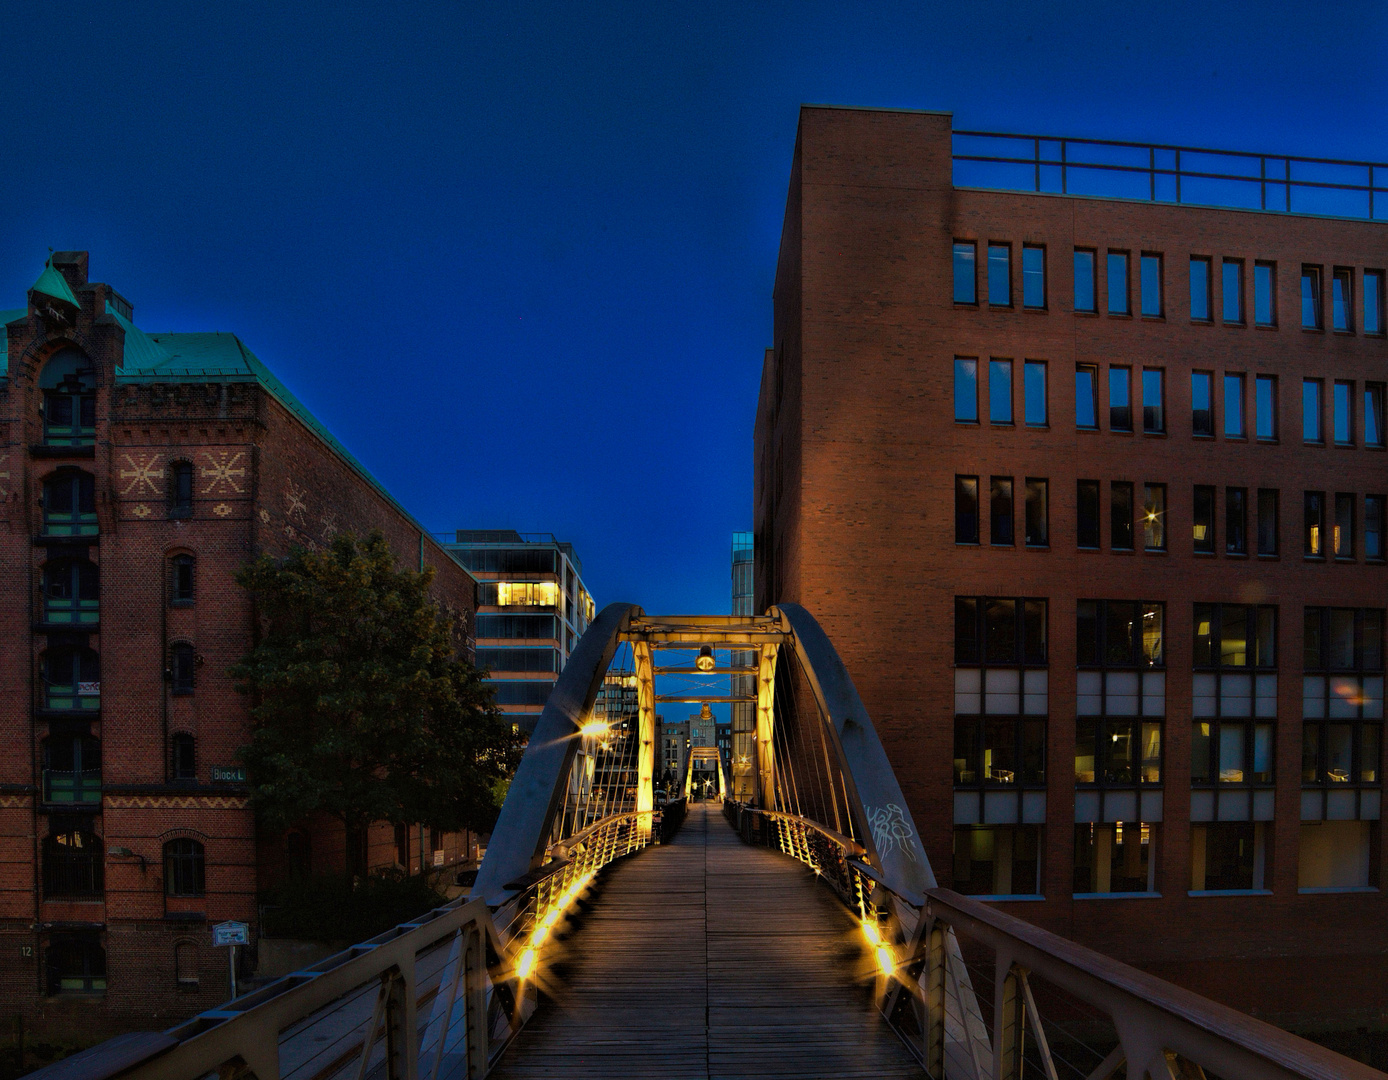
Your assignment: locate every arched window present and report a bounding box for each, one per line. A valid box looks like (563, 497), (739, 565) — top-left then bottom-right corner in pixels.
(43, 821), (103, 898)
(42, 647), (100, 711)
(175, 942), (199, 987)
(169, 461), (193, 519)
(42, 735), (101, 804)
(45, 932), (106, 994)
(170, 554), (195, 603)
(170, 642), (196, 695)
(285, 830), (312, 877)
(42, 470), (97, 537)
(39, 349), (96, 447)
(164, 838), (205, 896)
(42, 559), (99, 625)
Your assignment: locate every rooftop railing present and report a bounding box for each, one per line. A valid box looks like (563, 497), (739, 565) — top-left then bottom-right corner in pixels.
(953, 130), (1388, 220)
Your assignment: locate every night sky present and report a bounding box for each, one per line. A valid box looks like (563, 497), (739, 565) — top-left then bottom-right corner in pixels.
(2, 2), (1384, 617)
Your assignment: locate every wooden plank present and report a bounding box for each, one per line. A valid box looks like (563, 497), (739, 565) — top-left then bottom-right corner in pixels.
(488, 803), (921, 1079)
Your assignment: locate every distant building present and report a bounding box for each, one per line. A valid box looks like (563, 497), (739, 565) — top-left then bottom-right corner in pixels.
(730, 531), (756, 799)
(657, 717), (687, 789)
(689, 703), (719, 796)
(442, 531), (595, 733)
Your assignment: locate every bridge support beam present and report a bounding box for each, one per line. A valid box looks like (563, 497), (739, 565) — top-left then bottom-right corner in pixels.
(634, 641), (656, 841)
(754, 642), (778, 808)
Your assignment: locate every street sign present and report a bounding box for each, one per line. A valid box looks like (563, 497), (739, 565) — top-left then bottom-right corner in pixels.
(211, 765), (246, 783)
(212, 921), (249, 947)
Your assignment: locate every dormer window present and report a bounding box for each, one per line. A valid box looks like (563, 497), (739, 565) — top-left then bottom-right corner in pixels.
(39, 349), (96, 447)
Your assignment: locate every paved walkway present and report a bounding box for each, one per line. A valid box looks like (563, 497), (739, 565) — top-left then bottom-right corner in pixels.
(489, 802), (922, 1079)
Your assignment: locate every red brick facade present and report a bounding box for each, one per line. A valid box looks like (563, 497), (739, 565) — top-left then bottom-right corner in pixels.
(0, 253), (477, 1036)
(756, 108), (1388, 1027)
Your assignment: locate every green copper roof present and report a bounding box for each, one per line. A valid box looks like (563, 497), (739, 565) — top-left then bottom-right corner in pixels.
(31, 260), (80, 307)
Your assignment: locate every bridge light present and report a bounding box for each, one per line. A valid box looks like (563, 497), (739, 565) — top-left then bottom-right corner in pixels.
(517, 947), (537, 980)
(696, 646), (715, 672)
(861, 921), (880, 948)
(875, 944), (895, 977)
(580, 719), (608, 738)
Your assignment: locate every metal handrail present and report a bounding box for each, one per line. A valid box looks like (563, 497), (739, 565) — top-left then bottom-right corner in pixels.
(727, 800), (1384, 1080)
(953, 129), (1388, 218)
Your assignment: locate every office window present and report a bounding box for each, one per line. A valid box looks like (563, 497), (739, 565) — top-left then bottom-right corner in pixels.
(988, 244), (1011, 306)
(1190, 256), (1212, 320)
(955, 476), (979, 544)
(1023, 361), (1047, 426)
(1074, 823), (1156, 895)
(1111, 482), (1134, 550)
(1258, 489), (1279, 556)
(1140, 253), (1162, 317)
(990, 477), (1014, 546)
(1256, 375), (1277, 441)
(1192, 823), (1268, 892)
(953, 826), (1042, 897)
(1366, 496), (1385, 561)
(1365, 384), (1385, 448)
(1074, 249), (1096, 312)
(1194, 486), (1216, 553)
(1334, 381), (1353, 446)
(1024, 479), (1048, 547)
(1335, 494), (1355, 560)
(1107, 251), (1129, 314)
(1076, 600), (1166, 670)
(1254, 262), (1276, 326)
(1107, 366), (1131, 432)
(1302, 266), (1323, 328)
(1226, 488), (1247, 556)
(1022, 245), (1046, 308)
(1224, 374), (1245, 438)
(953, 242), (977, 304)
(1222, 259), (1244, 323)
(1303, 607), (1384, 674)
(1366, 270), (1384, 334)
(169, 461), (193, 519)
(1191, 371), (1214, 436)
(1303, 379), (1323, 443)
(1077, 480), (1101, 549)
(989, 359), (1013, 424)
(1142, 368), (1165, 433)
(954, 358), (978, 422)
(953, 596), (1048, 667)
(1076, 365), (1099, 429)
(1332, 268), (1353, 332)
(1305, 492), (1326, 557)
(1143, 484), (1166, 551)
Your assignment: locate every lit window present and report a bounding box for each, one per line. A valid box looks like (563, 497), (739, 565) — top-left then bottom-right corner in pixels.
(1075, 822), (1156, 894)
(496, 582), (560, 607)
(43, 823), (103, 899)
(1334, 493), (1355, 560)
(1143, 484), (1166, 551)
(1193, 486), (1215, 553)
(1305, 491), (1326, 557)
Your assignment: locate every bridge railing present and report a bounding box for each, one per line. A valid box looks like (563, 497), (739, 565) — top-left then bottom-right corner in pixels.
(726, 800), (1382, 1080)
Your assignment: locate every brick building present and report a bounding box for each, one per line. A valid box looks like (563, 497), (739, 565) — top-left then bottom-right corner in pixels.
(756, 107), (1388, 1027)
(0, 252), (478, 1035)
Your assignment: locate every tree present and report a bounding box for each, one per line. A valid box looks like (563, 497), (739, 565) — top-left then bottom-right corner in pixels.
(233, 531), (521, 878)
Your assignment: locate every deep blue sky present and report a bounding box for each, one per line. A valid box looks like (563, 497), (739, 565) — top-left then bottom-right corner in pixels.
(2, 2), (1384, 616)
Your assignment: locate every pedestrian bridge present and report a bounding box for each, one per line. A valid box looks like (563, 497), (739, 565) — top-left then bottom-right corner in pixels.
(47, 606), (1379, 1080)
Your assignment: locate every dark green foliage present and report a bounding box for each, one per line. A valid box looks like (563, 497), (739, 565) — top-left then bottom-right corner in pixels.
(261, 870), (445, 942)
(234, 531), (522, 866)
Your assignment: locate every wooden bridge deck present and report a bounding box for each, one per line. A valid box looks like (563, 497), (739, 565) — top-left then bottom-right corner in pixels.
(488, 802), (922, 1079)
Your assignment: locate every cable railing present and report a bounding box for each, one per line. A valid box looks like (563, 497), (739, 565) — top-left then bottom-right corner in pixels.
(953, 130), (1388, 220)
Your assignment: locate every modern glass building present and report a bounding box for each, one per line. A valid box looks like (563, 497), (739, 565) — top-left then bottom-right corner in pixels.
(443, 531), (595, 733)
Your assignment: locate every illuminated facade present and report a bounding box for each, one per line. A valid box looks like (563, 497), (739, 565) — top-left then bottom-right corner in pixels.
(443, 531), (594, 733)
(730, 531), (756, 798)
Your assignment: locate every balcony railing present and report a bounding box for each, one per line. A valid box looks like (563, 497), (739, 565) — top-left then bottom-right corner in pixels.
(43, 768), (101, 805)
(953, 130), (1388, 220)
(43, 849), (104, 899)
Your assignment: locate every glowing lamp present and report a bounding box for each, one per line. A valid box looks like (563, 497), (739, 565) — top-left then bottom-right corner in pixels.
(579, 719), (608, 738)
(876, 945), (895, 976)
(517, 947), (537, 979)
(696, 646), (715, 672)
